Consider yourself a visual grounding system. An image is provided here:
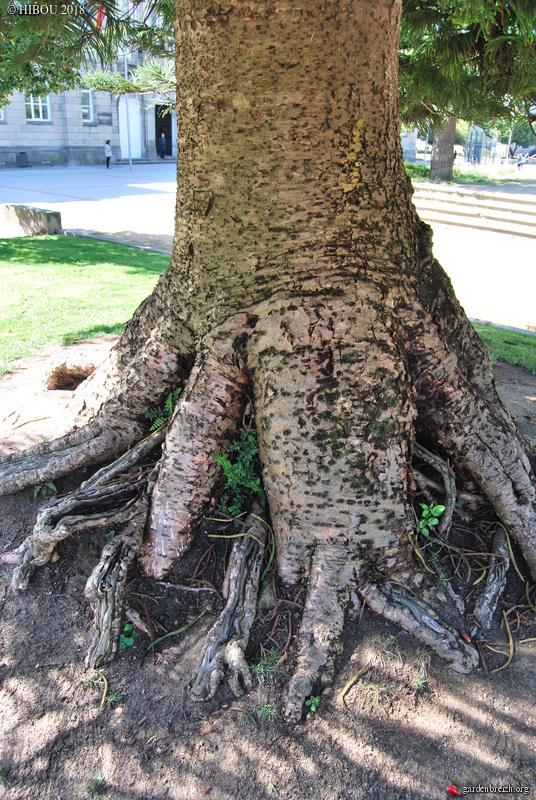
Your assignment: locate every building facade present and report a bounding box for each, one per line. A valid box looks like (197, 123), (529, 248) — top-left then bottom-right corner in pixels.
(0, 59), (177, 168)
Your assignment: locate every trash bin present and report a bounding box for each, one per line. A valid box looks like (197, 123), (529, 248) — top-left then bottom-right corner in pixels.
(16, 152), (28, 167)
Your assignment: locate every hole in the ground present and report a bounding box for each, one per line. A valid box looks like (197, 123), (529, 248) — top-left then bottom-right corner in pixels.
(45, 363), (96, 391)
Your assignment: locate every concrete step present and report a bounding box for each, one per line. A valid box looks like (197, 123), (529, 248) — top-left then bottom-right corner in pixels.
(412, 183), (536, 238)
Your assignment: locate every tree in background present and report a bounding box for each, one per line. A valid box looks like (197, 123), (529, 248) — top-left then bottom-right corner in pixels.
(1, 0), (535, 724)
(496, 115), (536, 158)
(400, 0), (536, 179)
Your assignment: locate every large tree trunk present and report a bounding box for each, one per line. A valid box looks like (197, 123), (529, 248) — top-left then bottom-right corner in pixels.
(429, 115), (456, 180)
(1, 0), (535, 724)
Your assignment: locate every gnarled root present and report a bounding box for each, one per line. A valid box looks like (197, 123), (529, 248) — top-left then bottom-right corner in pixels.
(9, 430), (164, 591)
(470, 526), (509, 640)
(140, 354), (250, 578)
(85, 500), (149, 668)
(404, 311), (536, 580)
(285, 542), (355, 724)
(190, 505), (267, 701)
(360, 582), (479, 673)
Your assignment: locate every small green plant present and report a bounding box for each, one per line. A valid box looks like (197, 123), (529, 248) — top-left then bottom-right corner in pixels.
(216, 430), (264, 517)
(85, 773), (106, 797)
(0, 771), (9, 787)
(105, 530), (115, 542)
(267, 780), (278, 794)
(383, 634), (405, 664)
(255, 701), (278, 725)
(107, 693), (123, 704)
(33, 482), (58, 500)
(305, 695), (320, 713)
(363, 682), (395, 709)
(251, 648), (288, 680)
(145, 387), (181, 431)
(417, 503), (445, 537)
(413, 650), (431, 694)
(119, 622), (138, 650)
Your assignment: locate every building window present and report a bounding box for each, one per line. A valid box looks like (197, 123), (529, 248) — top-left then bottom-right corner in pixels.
(0, 107), (5, 123)
(82, 89), (94, 122)
(25, 95), (51, 121)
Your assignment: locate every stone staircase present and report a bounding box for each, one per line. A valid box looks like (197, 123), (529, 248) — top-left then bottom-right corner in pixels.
(412, 183), (536, 239)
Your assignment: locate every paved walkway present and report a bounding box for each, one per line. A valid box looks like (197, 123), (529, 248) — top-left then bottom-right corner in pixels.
(0, 163), (177, 253)
(0, 163), (535, 331)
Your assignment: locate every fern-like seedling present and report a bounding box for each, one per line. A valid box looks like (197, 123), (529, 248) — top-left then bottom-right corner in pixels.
(145, 387), (182, 431)
(215, 430), (265, 517)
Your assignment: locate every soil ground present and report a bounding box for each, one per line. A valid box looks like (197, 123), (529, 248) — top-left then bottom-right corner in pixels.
(0, 339), (535, 800)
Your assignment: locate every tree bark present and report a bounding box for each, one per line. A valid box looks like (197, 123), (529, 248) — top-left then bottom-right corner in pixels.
(429, 115), (456, 180)
(1, 0), (535, 723)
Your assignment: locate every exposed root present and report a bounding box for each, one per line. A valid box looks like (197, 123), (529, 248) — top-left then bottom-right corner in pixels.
(360, 582), (479, 673)
(470, 526), (509, 640)
(405, 312), (536, 580)
(284, 543), (355, 724)
(10, 431), (164, 591)
(85, 500), (148, 668)
(0, 324), (194, 496)
(0, 426), (120, 497)
(140, 355), (250, 578)
(190, 505), (267, 701)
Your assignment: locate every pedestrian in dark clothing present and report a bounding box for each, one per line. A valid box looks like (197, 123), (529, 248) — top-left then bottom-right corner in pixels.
(158, 133), (166, 159)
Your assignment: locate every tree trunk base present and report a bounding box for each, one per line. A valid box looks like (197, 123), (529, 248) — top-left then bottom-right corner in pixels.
(1, 278), (535, 724)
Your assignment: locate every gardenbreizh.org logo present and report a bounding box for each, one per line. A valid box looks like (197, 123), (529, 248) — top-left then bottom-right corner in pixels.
(448, 782), (531, 796)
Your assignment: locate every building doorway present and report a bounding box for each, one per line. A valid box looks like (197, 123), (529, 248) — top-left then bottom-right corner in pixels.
(155, 106), (172, 156)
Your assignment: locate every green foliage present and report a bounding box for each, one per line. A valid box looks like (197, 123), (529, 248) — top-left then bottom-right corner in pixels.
(413, 650), (431, 693)
(33, 482), (57, 500)
(145, 388), (182, 431)
(107, 693), (123, 704)
(496, 116), (536, 155)
(215, 430), (264, 518)
(405, 163), (430, 180)
(400, 0), (536, 132)
(85, 773), (106, 797)
(305, 695), (320, 713)
(119, 622), (137, 650)
(85, 57), (176, 111)
(251, 648), (288, 680)
(417, 503), (446, 537)
(363, 682), (395, 709)
(254, 701), (278, 725)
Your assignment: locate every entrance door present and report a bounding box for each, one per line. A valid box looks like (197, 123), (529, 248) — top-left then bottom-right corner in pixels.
(155, 106), (172, 156)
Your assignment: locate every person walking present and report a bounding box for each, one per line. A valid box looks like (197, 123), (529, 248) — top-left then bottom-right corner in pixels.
(104, 140), (113, 169)
(158, 133), (166, 159)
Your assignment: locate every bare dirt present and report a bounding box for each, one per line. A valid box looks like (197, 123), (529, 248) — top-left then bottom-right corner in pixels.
(0, 340), (535, 800)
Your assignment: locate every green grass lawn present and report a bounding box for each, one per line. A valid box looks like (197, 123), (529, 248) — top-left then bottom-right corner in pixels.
(1, 235), (535, 378)
(0, 236), (168, 373)
(405, 163), (530, 184)
(472, 323), (536, 374)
